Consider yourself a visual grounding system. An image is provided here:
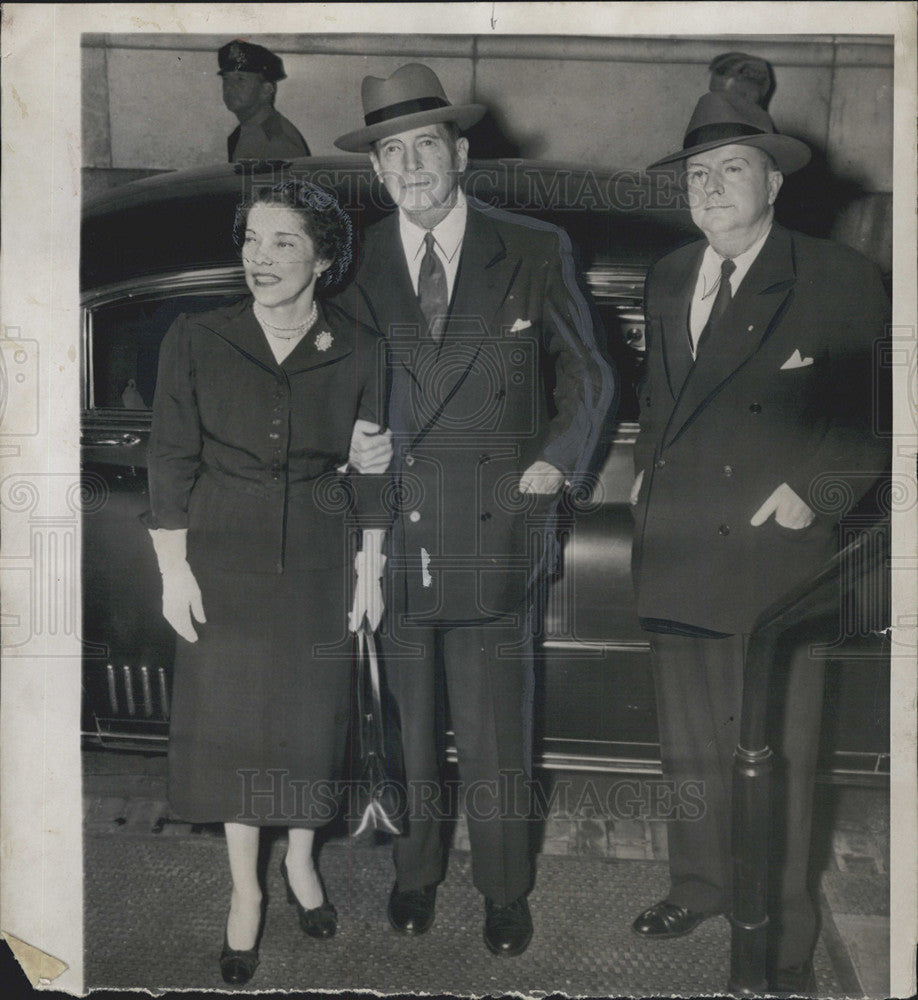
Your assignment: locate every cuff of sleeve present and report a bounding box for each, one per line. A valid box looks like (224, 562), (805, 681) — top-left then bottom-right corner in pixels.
(138, 509), (189, 531)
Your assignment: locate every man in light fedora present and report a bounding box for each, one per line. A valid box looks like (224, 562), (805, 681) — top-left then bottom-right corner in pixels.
(218, 39), (310, 162)
(336, 63), (614, 956)
(630, 89), (889, 990)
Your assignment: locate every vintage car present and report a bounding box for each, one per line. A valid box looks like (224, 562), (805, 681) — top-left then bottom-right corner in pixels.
(80, 157), (890, 784)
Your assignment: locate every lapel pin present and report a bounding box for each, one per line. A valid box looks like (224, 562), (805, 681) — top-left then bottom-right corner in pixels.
(315, 330), (334, 352)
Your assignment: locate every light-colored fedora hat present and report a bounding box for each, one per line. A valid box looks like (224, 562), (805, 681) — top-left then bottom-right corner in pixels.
(648, 89), (811, 175)
(334, 63), (486, 153)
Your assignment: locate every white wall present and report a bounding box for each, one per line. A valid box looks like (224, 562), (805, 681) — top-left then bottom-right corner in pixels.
(82, 33), (893, 186)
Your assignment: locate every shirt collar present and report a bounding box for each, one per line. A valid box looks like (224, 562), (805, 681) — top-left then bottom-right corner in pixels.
(238, 105), (273, 130)
(699, 223), (772, 299)
(398, 190), (468, 263)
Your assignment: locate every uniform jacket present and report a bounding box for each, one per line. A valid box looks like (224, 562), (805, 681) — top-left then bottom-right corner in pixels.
(343, 198), (615, 621)
(147, 298), (385, 574)
(228, 108), (310, 162)
(632, 224), (890, 634)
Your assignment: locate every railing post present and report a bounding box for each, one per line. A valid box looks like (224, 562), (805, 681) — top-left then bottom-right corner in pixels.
(728, 631), (776, 994)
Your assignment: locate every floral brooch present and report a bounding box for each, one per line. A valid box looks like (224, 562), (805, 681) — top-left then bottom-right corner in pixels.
(315, 330), (334, 352)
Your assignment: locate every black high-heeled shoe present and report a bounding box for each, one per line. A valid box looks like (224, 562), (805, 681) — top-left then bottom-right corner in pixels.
(219, 930), (260, 985)
(219, 894), (265, 985)
(280, 855), (338, 939)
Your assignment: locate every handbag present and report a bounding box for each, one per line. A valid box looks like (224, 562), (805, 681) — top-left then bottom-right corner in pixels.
(351, 624), (406, 837)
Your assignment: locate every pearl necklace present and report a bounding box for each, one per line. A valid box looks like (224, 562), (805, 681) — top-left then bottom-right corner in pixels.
(254, 301), (318, 340)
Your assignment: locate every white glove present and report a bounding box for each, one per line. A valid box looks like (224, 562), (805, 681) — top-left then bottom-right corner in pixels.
(349, 419), (393, 474)
(148, 528), (206, 643)
(349, 548), (386, 633)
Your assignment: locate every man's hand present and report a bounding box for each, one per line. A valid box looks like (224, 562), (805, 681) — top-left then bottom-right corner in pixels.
(349, 419), (392, 474)
(630, 470), (644, 506)
(519, 460), (565, 495)
(750, 482), (816, 530)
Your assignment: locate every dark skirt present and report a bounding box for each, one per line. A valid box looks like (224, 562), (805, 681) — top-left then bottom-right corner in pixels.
(166, 551), (356, 827)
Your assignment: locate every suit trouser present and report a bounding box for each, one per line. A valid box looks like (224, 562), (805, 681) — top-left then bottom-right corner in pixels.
(650, 631), (825, 968)
(380, 594), (534, 905)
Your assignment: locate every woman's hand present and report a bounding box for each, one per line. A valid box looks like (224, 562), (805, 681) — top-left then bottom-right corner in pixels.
(349, 420), (392, 474)
(349, 530), (386, 632)
(162, 563), (206, 643)
(149, 528), (207, 642)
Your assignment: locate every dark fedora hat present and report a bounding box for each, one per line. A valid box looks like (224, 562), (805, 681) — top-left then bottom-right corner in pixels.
(648, 89), (810, 174)
(218, 40), (286, 82)
(334, 63), (486, 153)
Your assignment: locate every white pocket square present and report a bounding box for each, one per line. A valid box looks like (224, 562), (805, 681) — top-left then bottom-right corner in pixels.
(780, 349), (814, 370)
(509, 318), (532, 332)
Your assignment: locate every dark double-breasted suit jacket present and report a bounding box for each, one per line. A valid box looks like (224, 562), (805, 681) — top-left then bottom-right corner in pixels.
(347, 198), (615, 624)
(632, 224), (890, 635)
(631, 224), (890, 958)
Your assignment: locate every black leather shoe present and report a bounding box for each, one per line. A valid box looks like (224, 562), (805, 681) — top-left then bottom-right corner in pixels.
(769, 958), (816, 994)
(483, 896), (533, 957)
(280, 856), (337, 939)
(387, 883), (437, 935)
(220, 932), (259, 985)
(631, 900), (709, 939)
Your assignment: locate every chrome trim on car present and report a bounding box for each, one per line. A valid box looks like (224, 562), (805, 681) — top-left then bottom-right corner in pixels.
(585, 264), (646, 302)
(81, 266), (247, 310)
(542, 639), (650, 652)
(537, 752), (663, 774)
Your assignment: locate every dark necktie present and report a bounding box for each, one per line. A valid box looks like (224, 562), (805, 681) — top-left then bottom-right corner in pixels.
(417, 231), (448, 341)
(696, 256), (736, 356)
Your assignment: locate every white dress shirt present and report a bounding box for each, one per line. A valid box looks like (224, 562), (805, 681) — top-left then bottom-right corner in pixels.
(398, 191), (467, 301)
(688, 224), (772, 355)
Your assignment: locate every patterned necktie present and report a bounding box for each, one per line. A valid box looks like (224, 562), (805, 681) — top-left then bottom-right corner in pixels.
(696, 257), (736, 356)
(417, 231), (448, 342)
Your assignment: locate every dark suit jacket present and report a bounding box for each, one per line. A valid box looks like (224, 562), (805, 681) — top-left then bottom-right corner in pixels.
(342, 198), (615, 621)
(632, 224), (889, 634)
(147, 298), (384, 574)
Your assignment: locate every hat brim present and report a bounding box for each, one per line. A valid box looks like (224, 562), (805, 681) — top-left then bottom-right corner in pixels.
(334, 103), (487, 153)
(218, 69), (285, 82)
(647, 133), (811, 175)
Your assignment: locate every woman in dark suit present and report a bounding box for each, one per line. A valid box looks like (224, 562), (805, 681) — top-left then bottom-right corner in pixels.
(146, 180), (390, 984)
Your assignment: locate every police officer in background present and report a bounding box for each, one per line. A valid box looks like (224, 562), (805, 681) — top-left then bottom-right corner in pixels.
(218, 40), (310, 162)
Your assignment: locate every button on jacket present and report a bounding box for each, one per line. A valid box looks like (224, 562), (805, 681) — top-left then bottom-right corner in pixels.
(344, 198), (615, 622)
(147, 298), (385, 574)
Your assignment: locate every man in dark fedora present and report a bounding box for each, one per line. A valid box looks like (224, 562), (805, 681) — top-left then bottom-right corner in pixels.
(630, 89), (889, 990)
(335, 63), (614, 956)
(218, 39), (310, 162)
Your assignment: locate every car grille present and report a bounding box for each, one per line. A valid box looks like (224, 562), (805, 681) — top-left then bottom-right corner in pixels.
(90, 661), (171, 720)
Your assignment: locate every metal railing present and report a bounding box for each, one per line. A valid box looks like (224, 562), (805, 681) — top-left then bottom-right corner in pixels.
(728, 517), (890, 993)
